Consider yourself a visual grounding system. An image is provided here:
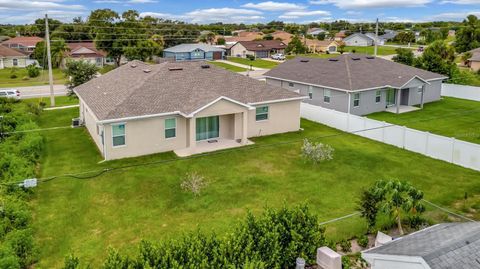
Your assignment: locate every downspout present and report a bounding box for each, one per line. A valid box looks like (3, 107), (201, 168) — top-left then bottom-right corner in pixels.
(102, 123), (107, 161)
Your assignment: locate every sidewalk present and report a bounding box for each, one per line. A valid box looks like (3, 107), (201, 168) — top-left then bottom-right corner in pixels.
(215, 60), (265, 71)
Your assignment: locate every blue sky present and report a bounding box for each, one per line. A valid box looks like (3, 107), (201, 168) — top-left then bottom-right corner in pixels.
(0, 0), (479, 24)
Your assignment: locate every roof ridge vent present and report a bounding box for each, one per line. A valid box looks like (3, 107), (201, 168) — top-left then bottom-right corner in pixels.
(328, 58), (338, 62)
(168, 67), (183, 71)
(351, 57), (361, 61)
(366, 56), (375, 59)
(130, 63), (137, 68)
(143, 69), (151, 73)
(300, 59), (309, 62)
(201, 64), (210, 69)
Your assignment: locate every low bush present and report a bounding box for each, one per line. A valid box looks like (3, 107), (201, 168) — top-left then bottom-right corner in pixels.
(69, 204), (326, 268)
(357, 234), (369, 248)
(339, 239), (352, 253)
(26, 64), (40, 78)
(301, 138), (334, 164)
(180, 172), (207, 196)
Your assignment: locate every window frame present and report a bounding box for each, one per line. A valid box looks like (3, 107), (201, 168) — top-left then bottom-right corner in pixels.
(417, 86), (423, 94)
(111, 123), (126, 147)
(255, 106), (269, 122)
(375, 90), (381, 103)
(308, 86), (313, 100)
(164, 118), (177, 139)
(353, 93), (360, 108)
(12, 58), (18, 66)
(288, 82), (294, 87)
(323, 89), (331, 103)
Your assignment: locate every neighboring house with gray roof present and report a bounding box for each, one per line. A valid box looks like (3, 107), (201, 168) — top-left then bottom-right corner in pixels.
(343, 33), (374, 47)
(362, 222), (480, 269)
(163, 43), (225, 61)
(74, 60), (304, 160)
(466, 47), (480, 72)
(264, 54), (447, 115)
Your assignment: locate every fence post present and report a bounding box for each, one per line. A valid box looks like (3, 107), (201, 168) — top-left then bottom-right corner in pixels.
(402, 126), (407, 149)
(451, 137), (456, 163)
(382, 121), (386, 142)
(425, 132), (430, 155)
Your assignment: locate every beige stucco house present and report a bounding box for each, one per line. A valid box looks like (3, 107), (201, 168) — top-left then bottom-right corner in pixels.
(74, 60), (304, 160)
(0, 45), (29, 69)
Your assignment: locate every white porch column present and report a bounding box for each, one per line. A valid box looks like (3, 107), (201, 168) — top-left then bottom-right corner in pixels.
(420, 85), (426, 109)
(188, 117), (196, 150)
(242, 111), (248, 145)
(396, 89), (401, 114)
(0, 58), (4, 69)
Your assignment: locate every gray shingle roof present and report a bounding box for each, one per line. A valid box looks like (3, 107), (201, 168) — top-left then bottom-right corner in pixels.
(74, 60), (303, 121)
(264, 54), (446, 91)
(364, 222), (480, 269)
(163, 43), (224, 53)
(344, 33), (374, 42)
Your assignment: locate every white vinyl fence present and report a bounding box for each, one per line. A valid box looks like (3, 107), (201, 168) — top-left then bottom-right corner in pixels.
(301, 103), (480, 172)
(442, 83), (480, 101)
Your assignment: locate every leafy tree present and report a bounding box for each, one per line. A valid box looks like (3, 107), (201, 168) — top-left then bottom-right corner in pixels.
(216, 37), (226, 45)
(414, 40), (456, 77)
(88, 9), (123, 66)
(123, 35), (163, 61)
(338, 44), (345, 54)
(285, 35), (307, 54)
(393, 32), (415, 44)
(455, 15), (480, 53)
(392, 48), (414, 66)
(33, 17), (62, 38)
(64, 60), (99, 95)
(461, 51), (473, 65)
(371, 180), (424, 235)
(33, 39), (70, 68)
(25, 64), (40, 78)
(51, 17), (92, 41)
(263, 34), (273, 40)
(316, 32), (326, 41)
(358, 188), (381, 231)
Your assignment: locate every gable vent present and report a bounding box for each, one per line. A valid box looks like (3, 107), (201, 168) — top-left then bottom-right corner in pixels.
(328, 58), (338, 62)
(300, 59), (309, 63)
(351, 57), (361, 61)
(130, 63), (137, 68)
(143, 69), (151, 73)
(201, 64), (210, 69)
(168, 67), (183, 71)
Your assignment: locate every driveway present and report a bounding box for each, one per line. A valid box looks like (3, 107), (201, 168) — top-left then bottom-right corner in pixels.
(0, 85), (68, 99)
(215, 60), (266, 71)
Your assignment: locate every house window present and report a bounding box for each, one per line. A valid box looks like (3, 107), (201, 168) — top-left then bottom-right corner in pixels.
(308, 86), (313, 99)
(288, 82), (294, 87)
(353, 93), (360, 107)
(324, 89), (331, 103)
(165, 118), (176, 139)
(417, 86), (423, 94)
(112, 123), (126, 147)
(375, 90), (381, 103)
(256, 106), (269, 121)
(12, 59), (18, 66)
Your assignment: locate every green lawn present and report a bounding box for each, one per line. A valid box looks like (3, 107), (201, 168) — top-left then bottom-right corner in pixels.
(0, 68), (67, 88)
(343, 46), (405, 56)
(226, 57), (279, 69)
(208, 61), (248, 72)
(286, 53), (339, 60)
(23, 96), (79, 107)
(368, 97), (480, 145)
(31, 106), (480, 268)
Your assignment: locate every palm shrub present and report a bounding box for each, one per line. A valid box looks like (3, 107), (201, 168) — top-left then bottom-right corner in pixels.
(26, 64), (40, 78)
(98, 204), (326, 268)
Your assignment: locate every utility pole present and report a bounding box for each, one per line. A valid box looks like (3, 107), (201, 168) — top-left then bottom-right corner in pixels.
(45, 14), (55, 107)
(374, 18), (379, 57)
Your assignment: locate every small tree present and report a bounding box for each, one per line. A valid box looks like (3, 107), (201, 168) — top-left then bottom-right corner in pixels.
(358, 188), (381, 231)
(285, 35), (307, 55)
(461, 52), (472, 65)
(371, 180), (424, 235)
(301, 139), (334, 164)
(392, 48), (414, 66)
(180, 172), (207, 196)
(64, 60), (99, 96)
(26, 64), (40, 78)
(216, 37), (226, 45)
(338, 44), (345, 54)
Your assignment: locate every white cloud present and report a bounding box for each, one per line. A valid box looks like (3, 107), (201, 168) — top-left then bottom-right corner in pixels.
(0, 0), (84, 10)
(431, 11), (480, 20)
(309, 0), (431, 9)
(128, 0), (157, 3)
(93, 0), (122, 3)
(279, 10), (331, 19)
(0, 10), (86, 24)
(440, 0), (480, 4)
(242, 1), (305, 11)
(141, 8), (264, 23)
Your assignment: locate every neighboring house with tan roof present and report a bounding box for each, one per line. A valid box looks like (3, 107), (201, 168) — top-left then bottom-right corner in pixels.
(230, 40), (287, 58)
(62, 42), (111, 68)
(264, 54), (447, 115)
(1, 36), (43, 56)
(0, 45), (29, 69)
(466, 47), (480, 72)
(304, 40), (339, 53)
(74, 60), (304, 160)
(334, 31), (346, 42)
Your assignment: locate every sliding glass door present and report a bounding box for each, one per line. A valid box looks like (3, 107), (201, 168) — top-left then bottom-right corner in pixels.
(386, 88), (396, 107)
(196, 116), (219, 141)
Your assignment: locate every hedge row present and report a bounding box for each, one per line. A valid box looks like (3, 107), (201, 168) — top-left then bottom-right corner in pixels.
(0, 98), (44, 269)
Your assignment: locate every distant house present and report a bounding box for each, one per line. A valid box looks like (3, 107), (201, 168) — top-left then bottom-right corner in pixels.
(305, 40), (339, 53)
(1, 36), (43, 56)
(224, 32), (264, 44)
(365, 33), (384, 45)
(271, 31), (293, 43)
(334, 31), (346, 42)
(466, 47), (480, 72)
(264, 54), (447, 116)
(380, 30), (398, 42)
(343, 33), (374, 46)
(362, 222), (480, 269)
(229, 40), (287, 58)
(74, 60), (304, 160)
(307, 28), (328, 37)
(63, 42), (110, 68)
(163, 43), (225, 61)
(0, 45), (28, 69)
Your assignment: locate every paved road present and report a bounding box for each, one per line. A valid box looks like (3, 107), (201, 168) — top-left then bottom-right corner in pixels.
(0, 85), (68, 99)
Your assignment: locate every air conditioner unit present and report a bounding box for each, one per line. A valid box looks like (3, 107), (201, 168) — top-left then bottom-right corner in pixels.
(72, 118), (83, 128)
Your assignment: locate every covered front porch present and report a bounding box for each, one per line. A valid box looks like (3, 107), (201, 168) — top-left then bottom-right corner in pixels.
(385, 79), (427, 114)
